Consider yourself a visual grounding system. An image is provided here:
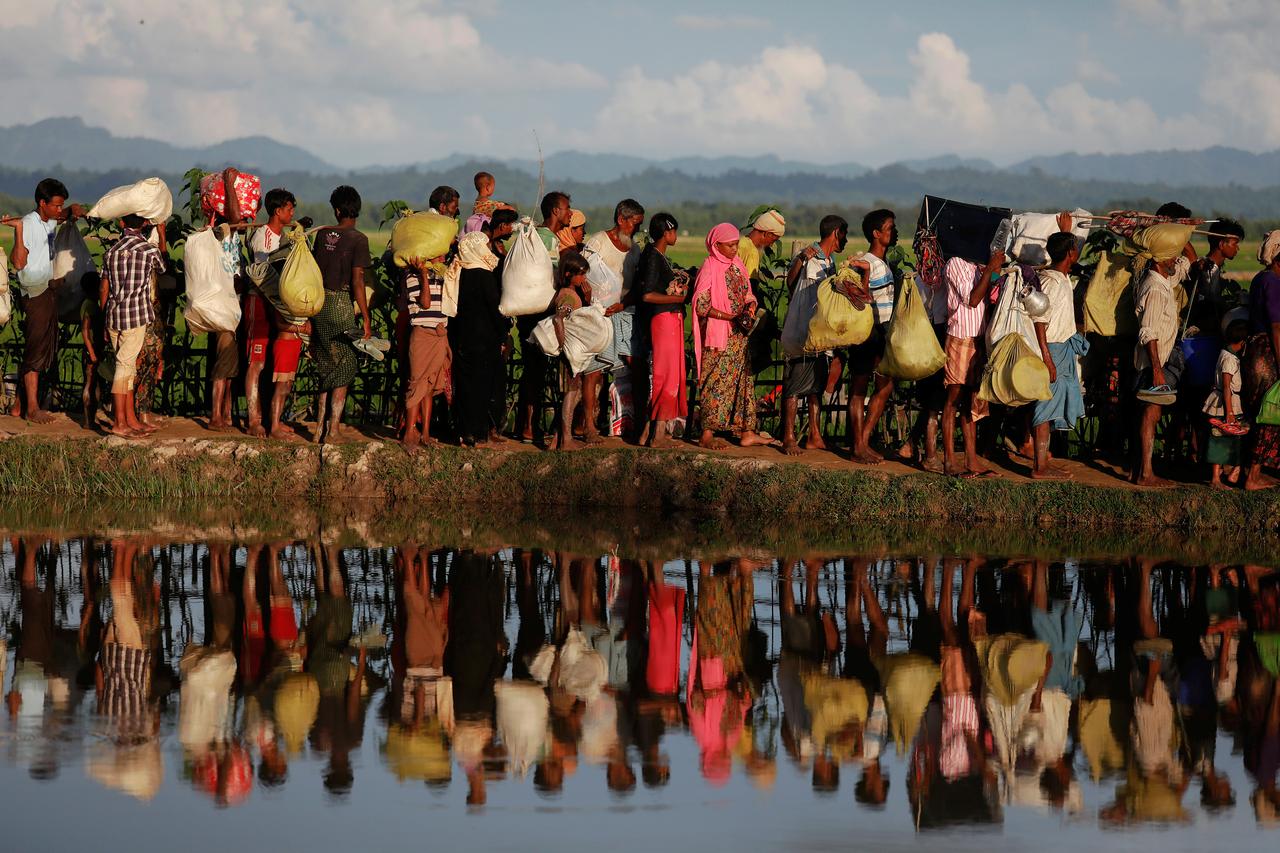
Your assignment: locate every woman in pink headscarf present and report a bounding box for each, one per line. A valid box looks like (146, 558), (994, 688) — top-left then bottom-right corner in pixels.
(692, 223), (769, 449)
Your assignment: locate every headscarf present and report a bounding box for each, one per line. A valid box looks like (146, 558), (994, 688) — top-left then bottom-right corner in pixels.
(691, 222), (753, 378)
(747, 208), (786, 238)
(557, 209), (586, 252)
(457, 230), (499, 271)
(1258, 230), (1280, 267)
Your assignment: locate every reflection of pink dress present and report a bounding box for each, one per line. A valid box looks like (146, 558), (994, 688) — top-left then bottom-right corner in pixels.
(688, 689), (747, 786)
(646, 583), (686, 695)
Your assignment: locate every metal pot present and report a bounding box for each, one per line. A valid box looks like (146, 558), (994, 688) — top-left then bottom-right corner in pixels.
(1021, 287), (1050, 319)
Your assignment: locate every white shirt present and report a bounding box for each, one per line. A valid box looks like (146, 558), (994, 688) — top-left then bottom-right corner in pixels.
(17, 211), (57, 297)
(781, 246), (835, 358)
(1036, 270), (1076, 344)
(585, 231), (640, 301)
(250, 225), (283, 264)
(1134, 269), (1179, 370)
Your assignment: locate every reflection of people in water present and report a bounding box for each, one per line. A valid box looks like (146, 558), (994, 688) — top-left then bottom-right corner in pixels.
(644, 558), (685, 697)
(1236, 565), (1280, 823)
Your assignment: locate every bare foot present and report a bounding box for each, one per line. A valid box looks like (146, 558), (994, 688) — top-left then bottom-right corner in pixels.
(853, 448), (883, 465)
(803, 434), (827, 452)
(648, 433), (674, 449)
(556, 436), (584, 451)
(738, 431), (771, 447)
(487, 429), (506, 444)
(1244, 472), (1280, 491)
(272, 423), (304, 442)
(311, 423), (325, 444)
(1209, 477), (1229, 490)
(781, 440), (803, 457)
(403, 428), (421, 451)
(1135, 474), (1174, 488)
(107, 425), (140, 439)
(207, 419), (233, 433)
(699, 436), (729, 450)
(27, 409), (56, 425)
(1031, 465), (1072, 481)
(583, 432), (605, 445)
(922, 455), (943, 473)
(896, 442), (914, 461)
(248, 422), (267, 438)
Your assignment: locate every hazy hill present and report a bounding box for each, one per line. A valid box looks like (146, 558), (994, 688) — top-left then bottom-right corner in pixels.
(1010, 146), (1280, 187)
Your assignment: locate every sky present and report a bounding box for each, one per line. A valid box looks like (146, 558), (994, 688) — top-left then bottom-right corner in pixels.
(3, 0), (1278, 169)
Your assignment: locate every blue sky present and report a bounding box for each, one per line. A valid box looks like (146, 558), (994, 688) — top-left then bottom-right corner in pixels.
(2, 0), (1274, 168)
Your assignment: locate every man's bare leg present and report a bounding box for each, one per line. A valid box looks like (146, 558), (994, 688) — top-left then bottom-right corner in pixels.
(781, 397), (802, 456)
(245, 358), (267, 437)
(855, 374), (892, 464)
(23, 372), (55, 424)
(312, 391), (328, 443)
(558, 378), (584, 450)
(269, 380), (301, 439)
(803, 395), (826, 451)
(327, 387), (349, 442)
(1135, 402), (1170, 486)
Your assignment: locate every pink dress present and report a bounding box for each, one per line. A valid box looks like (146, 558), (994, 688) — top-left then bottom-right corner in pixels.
(646, 583), (686, 695)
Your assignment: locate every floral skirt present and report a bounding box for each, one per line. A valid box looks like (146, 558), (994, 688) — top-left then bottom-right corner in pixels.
(698, 332), (755, 433)
(1244, 332), (1280, 468)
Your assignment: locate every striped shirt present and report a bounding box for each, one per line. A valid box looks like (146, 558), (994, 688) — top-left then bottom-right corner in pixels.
(405, 269), (447, 328)
(865, 254), (897, 324)
(945, 256), (987, 339)
(99, 642), (153, 737)
(104, 230), (163, 331)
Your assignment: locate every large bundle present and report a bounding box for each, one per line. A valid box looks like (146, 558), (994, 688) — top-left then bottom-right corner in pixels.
(494, 681), (549, 779)
(199, 172), (261, 222)
(1008, 209), (1091, 265)
(51, 222), (98, 320)
(1083, 222), (1194, 336)
(530, 304), (614, 375)
(916, 195), (1012, 265)
(985, 265), (1038, 351)
(500, 218), (555, 316)
(88, 177), (173, 224)
(879, 273), (946, 380)
(978, 332), (1052, 407)
(804, 268), (873, 352)
(182, 228), (241, 333)
(390, 211), (458, 268)
(277, 225), (325, 318)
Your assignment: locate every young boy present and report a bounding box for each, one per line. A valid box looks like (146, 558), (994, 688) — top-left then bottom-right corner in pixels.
(1204, 318), (1249, 487)
(401, 256), (451, 450)
(847, 209), (899, 464)
(779, 215), (848, 455)
(101, 214), (166, 437)
(247, 188), (300, 438)
(11, 178), (86, 423)
(79, 272), (105, 427)
(471, 172), (509, 218)
(553, 251), (593, 451)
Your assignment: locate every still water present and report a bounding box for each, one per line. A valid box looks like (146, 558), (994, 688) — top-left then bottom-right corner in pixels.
(1, 528), (1277, 852)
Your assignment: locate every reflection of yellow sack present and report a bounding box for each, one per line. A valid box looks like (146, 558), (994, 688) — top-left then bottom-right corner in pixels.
(273, 672), (320, 754)
(1083, 251), (1135, 336)
(974, 634), (1048, 706)
(390, 212), (458, 268)
(804, 273), (873, 352)
(278, 225), (325, 318)
(978, 333), (1052, 407)
(875, 652), (940, 754)
(879, 274), (946, 380)
(1078, 696), (1128, 781)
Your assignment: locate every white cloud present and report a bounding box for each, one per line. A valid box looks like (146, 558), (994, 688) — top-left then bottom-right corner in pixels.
(674, 14), (769, 31)
(570, 33), (1220, 164)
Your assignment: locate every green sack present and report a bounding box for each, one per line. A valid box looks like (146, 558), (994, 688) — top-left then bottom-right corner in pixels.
(390, 211), (458, 268)
(1259, 381), (1280, 426)
(804, 270), (873, 353)
(278, 224), (325, 319)
(879, 274), (946, 381)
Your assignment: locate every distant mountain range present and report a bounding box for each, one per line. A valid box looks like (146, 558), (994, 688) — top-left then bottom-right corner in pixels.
(3, 118), (1280, 221)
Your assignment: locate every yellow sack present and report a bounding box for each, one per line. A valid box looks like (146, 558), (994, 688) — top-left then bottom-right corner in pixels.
(1083, 250), (1134, 336)
(879, 273), (946, 380)
(978, 332), (1052, 407)
(974, 634), (1049, 706)
(277, 224), (325, 318)
(875, 652), (940, 754)
(390, 211), (458, 268)
(804, 270), (873, 353)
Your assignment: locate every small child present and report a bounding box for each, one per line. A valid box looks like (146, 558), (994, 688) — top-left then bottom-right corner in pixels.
(554, 251), (593, 451)
(471, 171), (509, 218)
(78, 272), (105, 426)
(1204, 318), (1249, 487)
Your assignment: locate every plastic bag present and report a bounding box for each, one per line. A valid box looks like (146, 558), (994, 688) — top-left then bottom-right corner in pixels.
(531, 304), (614, 375)
(986, 265), (1038, 350)
(879, 273), (946, 380)
(494, 681), (549, 779)
(88, 177), (173, 224)
(804, 272), (873, 352)
(978, 332), (1052, 407)
(182, 228), (241, 334)
(1258, 381), (1280, 426)
(500, 218), (555, 317)
(390, 211), (458, 268)
(585, 249), (622, 308)
(51, 222), (98, 320)
(1009, 209), (1091, 265)
(199, 172), (261, 222)
(277, 225), (325, 318)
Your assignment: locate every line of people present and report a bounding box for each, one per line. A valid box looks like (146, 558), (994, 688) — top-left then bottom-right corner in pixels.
(4, 536), (1279, 826)
(5, 172), (1280, 490)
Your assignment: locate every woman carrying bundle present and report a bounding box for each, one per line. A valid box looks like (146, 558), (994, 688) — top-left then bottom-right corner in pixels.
(691, 223), (770, 450)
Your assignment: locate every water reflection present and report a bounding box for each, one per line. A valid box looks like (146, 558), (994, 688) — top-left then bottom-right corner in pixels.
(2, 536), (1279, 833)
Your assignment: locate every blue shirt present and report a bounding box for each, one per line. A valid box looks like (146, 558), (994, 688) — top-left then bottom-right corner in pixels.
(17, 211), (57, 297)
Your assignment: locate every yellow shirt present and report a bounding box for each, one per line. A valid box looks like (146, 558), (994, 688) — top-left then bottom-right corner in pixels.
(737, 236), (760, 280)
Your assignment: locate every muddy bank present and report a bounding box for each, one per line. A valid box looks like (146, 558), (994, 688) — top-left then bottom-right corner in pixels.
(0, 435), (1275, 561)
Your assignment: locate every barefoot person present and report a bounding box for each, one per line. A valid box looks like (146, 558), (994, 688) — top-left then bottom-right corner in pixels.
(1031, 229), (1087, 479)
(692, 223), (769, 450)
(11, 178), (86, 424)
(1242, 231), (1280, 490)
(779, 215), (848, 456)
(401, 257), (451, 450)
(1132, 252), (1184, 486)
(310, 185), (372, 443)
(942, 250), (1003, 477)
(847, 210), (900, 463)
(638, 213), (687, 448)
(245, 188), (296, 437)
(553, 252), (593, 451)
(100, 215), (166, 437)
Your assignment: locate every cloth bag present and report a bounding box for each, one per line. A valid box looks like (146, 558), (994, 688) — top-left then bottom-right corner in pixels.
(804, 273), (873, 352)
(1084, 223), (1195, 336)
(530, 304), (614, 375)
(277, 224), (325, 318)
(88, 177), (174, 224)
(51, 222), (98, 320)
(182, 228), (241, 334)
(500, 218), (555, 316)
(978, 333), (1052, 407)
(0, 247), (10, 326)
(390, 211), (458, 268)
(199, 172), (260, 222)
(879, 273), (946, 380)
(1009, 209), (1091, 265)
